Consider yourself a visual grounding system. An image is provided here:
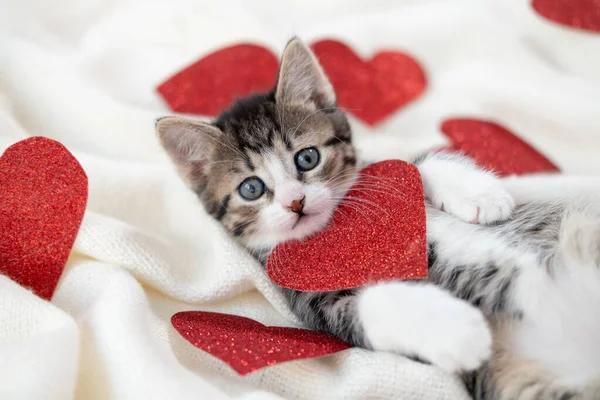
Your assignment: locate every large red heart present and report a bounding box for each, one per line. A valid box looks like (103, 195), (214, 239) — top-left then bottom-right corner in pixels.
(311, 40), (427, 126)
(441, 118), (560, 177)
(267, 160), (427, 292)
(157, 44), (279, 116)
(0, 137), (87, 300)
(171, 311), (351, 375)
(532, 0), (600, 33)
(157, 40), (427, 126)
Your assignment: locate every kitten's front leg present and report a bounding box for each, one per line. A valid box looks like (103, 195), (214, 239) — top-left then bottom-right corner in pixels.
(415, 152), (515, 224)
(283, 282), (492, 373)
(359, 282), (492, 372)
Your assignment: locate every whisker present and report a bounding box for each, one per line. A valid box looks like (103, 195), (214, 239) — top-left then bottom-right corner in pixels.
(225, 219), (256, 236)
(330, 176), (409, 199)
(342, 196), (393, 217)
(337, 185), (409, 201)
(329, 178), (407, 198)
(332, 206), (352, 223)
(332, 200), (377, 221)
(337, 198), (385, 218)
(324, 167), (358, 186)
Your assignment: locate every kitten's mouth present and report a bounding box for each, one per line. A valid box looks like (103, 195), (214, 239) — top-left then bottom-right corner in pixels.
(292, 210), (324, 231)
(290, 209), (329, 233)
(291, 213), (309, 229)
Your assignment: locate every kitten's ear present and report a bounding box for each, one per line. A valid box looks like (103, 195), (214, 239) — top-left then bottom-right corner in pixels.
(275, 38), (336, 109)
(156, 116), (221, 184)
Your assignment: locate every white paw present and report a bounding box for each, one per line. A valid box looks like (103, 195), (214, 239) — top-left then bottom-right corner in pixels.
(429, 177), (515, 224)
(419, 154), (515, 224)
(359, 282), (492, 373)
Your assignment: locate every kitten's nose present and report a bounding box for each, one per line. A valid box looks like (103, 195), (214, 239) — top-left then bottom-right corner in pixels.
(290, 197), (305, 214)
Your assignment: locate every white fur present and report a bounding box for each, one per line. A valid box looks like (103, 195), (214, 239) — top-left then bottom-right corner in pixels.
(255, 183), (336, 247)
(426, 206), (539, 274)
(418, 152), (515, 224)
(511, 211), (600, 389)
(248, 153), (353, 248)
(358, 282), (492, 373)
(275, 180), (305, 207)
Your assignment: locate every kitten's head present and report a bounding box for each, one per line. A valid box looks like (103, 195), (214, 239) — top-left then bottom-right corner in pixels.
(157, 38), (358, 250)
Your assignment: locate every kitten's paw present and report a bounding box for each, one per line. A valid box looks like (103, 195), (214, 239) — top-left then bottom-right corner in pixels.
(420, 158), (515, 224)
(359, 282), (492, 373)
(432, 179), (514, 224)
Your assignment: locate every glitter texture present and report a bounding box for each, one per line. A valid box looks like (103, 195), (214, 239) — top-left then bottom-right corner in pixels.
(171, 311), (351, 375)
(441, 118), (560, 177)
(156, 40), (427, 126)
(0, 137), (88, 300)
(157, 44), (279, 116)
(312, 40), (427, 126)
(532, 0), (600, 33)
(267, 160), (427, 292)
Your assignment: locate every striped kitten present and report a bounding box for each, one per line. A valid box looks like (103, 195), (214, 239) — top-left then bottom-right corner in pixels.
(157, 38), (600, 399)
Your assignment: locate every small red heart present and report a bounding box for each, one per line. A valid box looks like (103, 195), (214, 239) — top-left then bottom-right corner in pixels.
(171, 311), (351, 375)
(157, 44), (279, 116)
(441, 118), (560, 177)
(267, 160), (427, 292)
(0, 137), (87, 300)
(311, 40), (427, 126)
(532, 0), (600, 33)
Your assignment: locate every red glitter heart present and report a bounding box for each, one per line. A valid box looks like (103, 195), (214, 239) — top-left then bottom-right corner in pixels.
(157, 44), (279, 116)
(157, 40), (427, 126)
(532, 0), (600, 33)
(0, 137), (87, 300)
(267, 160), (427, 292)
(171, 311), (351, 375)
(441, 118), (560, 177)
(311, 40), (427, 126)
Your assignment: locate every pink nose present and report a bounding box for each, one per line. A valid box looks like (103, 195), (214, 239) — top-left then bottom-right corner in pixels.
(290, 197), (305, 214)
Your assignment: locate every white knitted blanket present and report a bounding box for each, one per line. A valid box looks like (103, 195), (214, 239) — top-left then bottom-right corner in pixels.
(1, 0), (600, 398)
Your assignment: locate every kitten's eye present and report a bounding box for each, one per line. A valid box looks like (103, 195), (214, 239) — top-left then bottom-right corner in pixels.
(295, 147), (320, 172)
(238, 177), (265, 201)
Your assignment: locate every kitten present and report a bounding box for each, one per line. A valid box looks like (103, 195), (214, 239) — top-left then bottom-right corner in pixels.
(157, 38), (600, 399)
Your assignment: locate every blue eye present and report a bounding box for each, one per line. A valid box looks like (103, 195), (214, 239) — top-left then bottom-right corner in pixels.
(295, 147), (320, 172)
(238, 177), (265, 201)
